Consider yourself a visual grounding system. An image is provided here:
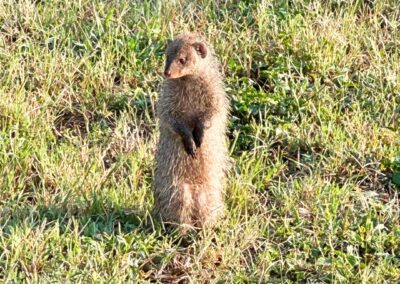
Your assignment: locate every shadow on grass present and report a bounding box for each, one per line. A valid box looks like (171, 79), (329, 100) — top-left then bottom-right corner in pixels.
(0, 199), (153, 238)
(0, 195), (196, 247)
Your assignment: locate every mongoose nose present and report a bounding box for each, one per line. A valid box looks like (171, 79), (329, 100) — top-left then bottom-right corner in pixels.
(164, 70), (171, 78)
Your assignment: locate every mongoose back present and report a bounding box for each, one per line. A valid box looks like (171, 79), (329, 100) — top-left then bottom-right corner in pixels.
(153, 33), (229, 231)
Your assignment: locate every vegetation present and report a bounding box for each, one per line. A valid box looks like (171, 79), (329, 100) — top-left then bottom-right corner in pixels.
(0, 0), (399, 282)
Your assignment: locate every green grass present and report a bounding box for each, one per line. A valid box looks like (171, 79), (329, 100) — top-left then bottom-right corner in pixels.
(1, 0), (399, 282)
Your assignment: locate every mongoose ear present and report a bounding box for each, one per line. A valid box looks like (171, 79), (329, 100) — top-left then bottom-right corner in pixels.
(193, 42), (207, 58)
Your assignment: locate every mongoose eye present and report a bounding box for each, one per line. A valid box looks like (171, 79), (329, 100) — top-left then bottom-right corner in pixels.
(179, 58), (186, 65)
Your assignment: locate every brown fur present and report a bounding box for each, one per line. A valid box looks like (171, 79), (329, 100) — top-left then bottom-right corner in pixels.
(153, 33), (229, 231)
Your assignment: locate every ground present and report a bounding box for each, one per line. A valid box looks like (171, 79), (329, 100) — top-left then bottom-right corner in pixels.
(0, 0), (399, 282)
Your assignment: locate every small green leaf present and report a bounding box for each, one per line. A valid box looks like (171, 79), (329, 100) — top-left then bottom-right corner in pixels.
(392, 172), (400, 186)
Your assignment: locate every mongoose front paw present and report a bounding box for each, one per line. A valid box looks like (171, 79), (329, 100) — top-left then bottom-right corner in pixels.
(183, 138), (197, 158)
(193, 121), (205, 148)
(193, 127), (203, 148)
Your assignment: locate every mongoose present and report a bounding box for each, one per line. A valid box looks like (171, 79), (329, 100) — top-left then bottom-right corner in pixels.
(153, 33), (229, 231)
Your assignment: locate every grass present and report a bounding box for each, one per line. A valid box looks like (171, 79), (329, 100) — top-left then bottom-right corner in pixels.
(0, 0), (399, 282)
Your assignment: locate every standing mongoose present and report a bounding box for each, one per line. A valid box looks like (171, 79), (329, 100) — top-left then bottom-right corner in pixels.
(153, 33), (229, 231)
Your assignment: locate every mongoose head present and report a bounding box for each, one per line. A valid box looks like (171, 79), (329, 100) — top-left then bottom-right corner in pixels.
(164, 33), (208, 79)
